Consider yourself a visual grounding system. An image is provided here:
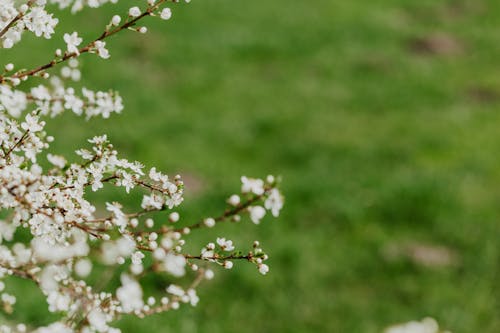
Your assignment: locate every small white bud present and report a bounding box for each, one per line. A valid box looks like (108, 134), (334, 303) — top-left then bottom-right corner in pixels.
(258, 263), (269, 275)
(169, 212), (180, 223)
(227, 194), (240, 206)
(204, 217), (216, 228)
(129, 6), (141, 17)
(111, 15), (121, 26)
(160, 8), (172, 20)
(4, 63), (14, 71)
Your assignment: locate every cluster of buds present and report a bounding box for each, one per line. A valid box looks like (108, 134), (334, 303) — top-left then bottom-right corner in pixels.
(0, 0), (284, 332)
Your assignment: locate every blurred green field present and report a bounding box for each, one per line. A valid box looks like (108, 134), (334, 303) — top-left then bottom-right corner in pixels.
(1, 0), (500, 331)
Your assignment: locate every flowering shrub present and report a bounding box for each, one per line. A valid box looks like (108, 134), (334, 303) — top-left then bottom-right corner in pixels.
(0, 0), (284, 331)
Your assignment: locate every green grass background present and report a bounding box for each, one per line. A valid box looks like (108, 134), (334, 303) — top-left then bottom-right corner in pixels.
(1, 0), (500, 331)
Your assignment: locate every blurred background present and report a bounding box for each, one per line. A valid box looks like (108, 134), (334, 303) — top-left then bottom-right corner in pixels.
(1, 0), (500, 331)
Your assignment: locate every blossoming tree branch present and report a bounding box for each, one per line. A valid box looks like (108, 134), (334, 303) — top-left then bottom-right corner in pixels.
(0, 0), (284, 332)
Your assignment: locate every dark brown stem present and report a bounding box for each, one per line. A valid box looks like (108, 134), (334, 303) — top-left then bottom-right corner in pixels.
(184, 253), (253, 261)
(173, 190), (269, 233)
(3, 130), (29, 159)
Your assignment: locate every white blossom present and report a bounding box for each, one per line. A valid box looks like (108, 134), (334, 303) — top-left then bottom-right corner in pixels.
(163, 253), (186, 277)
(128, 7), (141, 18)
(116, 274), (144, 313)
(264, 188), (283, 217)
(94, 40), (110, 59)
(249, 206), (266, 224)
(160, 8), (172, 20)
(216, 237), (235, 251)
(241, 176), (265, 195)
(47, 153), (66, 168)
(63, 31), (82, 55)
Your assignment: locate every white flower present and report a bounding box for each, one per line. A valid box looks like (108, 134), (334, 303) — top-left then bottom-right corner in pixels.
(160, 8), (172, 20)
(47, 154), (66, 168)
(166, 284), (184, 297)
(141, 193), (164, 210)
(24, 7), (59, 39)
(163, 253), (186, 277)
(227, 194), (240, 206)
(94, 40), (110, 59)
(248, 206), (266, 224)
(47, 291), (71, 312)
(187, 289), (199, 306)
(128, 6), (141, 17)
(63, 32), (82, 55)
(204, 217), (215, 228)
(116, 274), (144, 313)
(258, 263), (269, 275)
(106, 202), (127, 229)
(131, 251), (145, 265)
(21, 114), (44, 132)
(0, 85), (28, 117)
(241, 176), (265, 195)
(264, 188), (283, 217)
(201, 247), (214, 259)
(169, 212), (180, 222)
(111, 15), (121, 26)
(216, 237), (235, 251)
(166, 192), (183, 209)
(87, 308), (109, 332)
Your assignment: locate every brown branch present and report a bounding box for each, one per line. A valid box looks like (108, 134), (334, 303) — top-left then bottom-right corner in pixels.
(173, 190), (268, 233)
(0, 263), (40, 285)
(0, 0), (36, 39)
(3, 130), (30, 159)
(0, 0), (171, 84)
(184, 253), (253, 261)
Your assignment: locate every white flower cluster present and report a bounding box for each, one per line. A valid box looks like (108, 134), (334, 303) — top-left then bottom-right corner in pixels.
(0, 0), (58, 49)
(0, 0), (284, 331)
